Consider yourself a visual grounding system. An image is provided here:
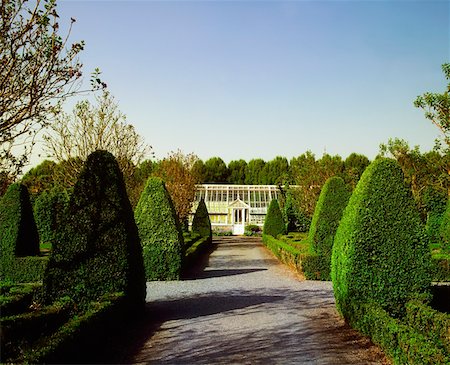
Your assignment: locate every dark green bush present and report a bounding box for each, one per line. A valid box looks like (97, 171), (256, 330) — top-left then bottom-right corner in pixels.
(263, 199), (286, 237)
(33, 188), (69, 245)
(331, 158), (431, 318)
(134, 177), (184, 281)
(0, 183), (42, 282)
(191, 198), (212, 241)
(307, 176), (350, 280)
(43, 150), (146, 310)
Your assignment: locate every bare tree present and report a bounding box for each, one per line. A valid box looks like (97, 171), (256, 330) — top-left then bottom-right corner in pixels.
(0, 0), (105, 179)
(44, 91), (151, 185)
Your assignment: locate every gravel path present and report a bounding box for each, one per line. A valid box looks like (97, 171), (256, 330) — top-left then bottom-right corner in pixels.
(130, 236), (388, 364)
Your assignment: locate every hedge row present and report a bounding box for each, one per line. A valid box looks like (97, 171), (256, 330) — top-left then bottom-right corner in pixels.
(262, 234), (301, 271)
(1, 292), (126, 364)
(347, 300), (450, 364)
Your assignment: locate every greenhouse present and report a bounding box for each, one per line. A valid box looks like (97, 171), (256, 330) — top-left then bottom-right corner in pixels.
(190, 184), (282, 235)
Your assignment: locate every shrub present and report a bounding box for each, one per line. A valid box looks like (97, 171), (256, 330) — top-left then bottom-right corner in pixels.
(191, 198), (212, 241)
(134, 177), (184, 281)
(308, 176), (350, 280)
(0, 183), (41, 282)
(331, 158), (431, 318)
(263, 199), (286, 237)
(43, 151), (146, 310)
(440, 199), (450, 247)
(423, 187), (447, 245)
(244, 224), (261, 236)
(33, 188), (69, 246)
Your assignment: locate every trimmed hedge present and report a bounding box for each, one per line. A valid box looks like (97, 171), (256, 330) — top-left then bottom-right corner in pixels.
(192, 198), (212, 242)
(184, 236), (213, 270)
(346, 300), (449, 364)
(33, 188), (69, 245)
(134, 177), (184, 280)
(307, 176), (350, 280)
(0, 183), (43, 282)
(1, 292), (127, 364)
(43, 150), (146, 310)
(332, 158), (431, 318)
(263, 199), (286, 237)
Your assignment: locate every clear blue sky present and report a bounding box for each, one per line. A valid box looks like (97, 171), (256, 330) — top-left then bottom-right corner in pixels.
(49, 0), (449, 164)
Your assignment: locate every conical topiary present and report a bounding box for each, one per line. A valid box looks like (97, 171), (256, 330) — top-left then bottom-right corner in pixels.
(331, 158), (431, 318)
(0, 183), (40, 279)
(43, 150), (146, 310)
(192, 198), (212, 242)
(263, 199), (286, 237)
(308, 176), (351, 280)
(134, 177), (184, 280)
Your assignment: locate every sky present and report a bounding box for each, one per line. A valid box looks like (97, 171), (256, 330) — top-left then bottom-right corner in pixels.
(32, 0), (450, 166)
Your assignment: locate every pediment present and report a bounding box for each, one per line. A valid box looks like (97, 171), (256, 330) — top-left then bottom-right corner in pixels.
(228, 198), (250, 209)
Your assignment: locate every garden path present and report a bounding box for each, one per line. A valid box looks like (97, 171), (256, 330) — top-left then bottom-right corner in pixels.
(127, 236), (388, 364)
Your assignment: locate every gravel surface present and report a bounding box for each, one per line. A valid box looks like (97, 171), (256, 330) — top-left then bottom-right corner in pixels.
(130, 236), (389, 364)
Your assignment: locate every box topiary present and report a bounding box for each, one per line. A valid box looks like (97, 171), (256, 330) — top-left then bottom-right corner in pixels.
(43, 150), (146, 310)
(308, 176), (351, 280)
(191, 198), (212, 242)
(134, 177), (184, 280)
(331, 158), (431, 318)
(263, 199), (286, 237)
(0, 183), (41, 281)
(33, 188), (69, 246)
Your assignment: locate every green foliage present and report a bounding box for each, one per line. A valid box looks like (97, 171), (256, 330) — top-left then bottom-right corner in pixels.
(262, 156), (289, 185)
(263, 199), (286, 237)
(227, 159), (247, 184)
(183, 236), (213, 271)
(343, 153), (370, 189)
(414, 63), (450, 147)
(1, 292), (127, 364)
(33, 188), (69, 245)
(134, 176), (184, 280)
(245, 159), (266, 185)
(191, 198), (212, 240)
(203, 157), (229, 183)
(332, 158), (431, 318)
(0, 183), (42, 282)
(43, 151), (146, 310)
(0, 282), (41, 317)
(347, 301), (450, 365)
(308, 176), (350, 280)
(440, 200), (450, 246)
(244, 224), (261, 236)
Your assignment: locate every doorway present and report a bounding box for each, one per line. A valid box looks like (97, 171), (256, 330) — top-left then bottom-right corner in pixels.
(232, 208), (248, 235)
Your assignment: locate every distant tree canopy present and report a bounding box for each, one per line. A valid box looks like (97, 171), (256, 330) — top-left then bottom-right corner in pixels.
(152, 151), (199, 226)
(379, 138), (449, 219)
(414, 63), (450, 148)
